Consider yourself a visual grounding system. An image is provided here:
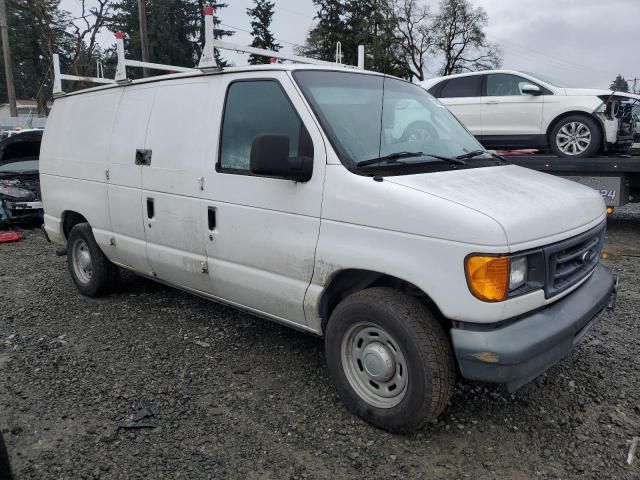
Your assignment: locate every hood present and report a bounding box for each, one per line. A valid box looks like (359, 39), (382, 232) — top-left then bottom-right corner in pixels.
(564, 88), (640, 102)
(386, 164), (605, 248)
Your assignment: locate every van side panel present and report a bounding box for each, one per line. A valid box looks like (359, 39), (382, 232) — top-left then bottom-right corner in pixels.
(40, 89), (122, 245)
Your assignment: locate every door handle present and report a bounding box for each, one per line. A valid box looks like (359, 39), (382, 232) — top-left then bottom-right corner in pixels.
(208, 207), (216, 231)
(147, 198), (155, 219)
(135, 149), (152, 166)
(485, 100), (498, 105)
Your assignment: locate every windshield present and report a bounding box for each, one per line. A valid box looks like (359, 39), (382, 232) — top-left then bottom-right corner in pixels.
(293, 71), (487, 170)
(0, 160), (39, 174)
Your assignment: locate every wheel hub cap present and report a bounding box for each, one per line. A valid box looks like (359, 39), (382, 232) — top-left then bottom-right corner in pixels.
(341, 322), (408, 409)
(556, 121), (591, 156)
(72, 239), (93, 284)
(362, 342), (395, 381)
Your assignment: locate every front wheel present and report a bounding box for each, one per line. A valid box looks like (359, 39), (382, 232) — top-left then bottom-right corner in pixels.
(549, 115), (602, 158)
(325, 288), (455, 432)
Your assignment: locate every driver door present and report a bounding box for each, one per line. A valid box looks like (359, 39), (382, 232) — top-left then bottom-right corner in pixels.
(200, 72), (327, 328)
(481, 73), (545, 145)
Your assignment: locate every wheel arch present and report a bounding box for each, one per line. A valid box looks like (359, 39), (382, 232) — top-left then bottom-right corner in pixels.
(61, 210), (89, 239)
(545, 111), (606, 150)
(319, 268), (449, 334)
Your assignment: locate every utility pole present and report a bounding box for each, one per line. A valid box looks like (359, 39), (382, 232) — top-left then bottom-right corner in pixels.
(137, 0), (150, 77)
(0, 0), (17, 117)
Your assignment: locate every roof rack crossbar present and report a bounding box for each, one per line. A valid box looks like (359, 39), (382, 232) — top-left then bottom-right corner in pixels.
(52, 6), (365, 95)
(210, 39), (353, 68)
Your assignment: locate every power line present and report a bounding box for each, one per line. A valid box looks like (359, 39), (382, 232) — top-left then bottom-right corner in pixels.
(500, 39), (636, 79)
(218, 22), (306, 51)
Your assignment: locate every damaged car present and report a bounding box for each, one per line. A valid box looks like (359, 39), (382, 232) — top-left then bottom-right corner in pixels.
(0, 130), (43, 228)
(421, 70), (640, 158)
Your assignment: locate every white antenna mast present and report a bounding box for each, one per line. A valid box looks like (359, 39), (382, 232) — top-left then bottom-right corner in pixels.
(198, 6), (217, 68)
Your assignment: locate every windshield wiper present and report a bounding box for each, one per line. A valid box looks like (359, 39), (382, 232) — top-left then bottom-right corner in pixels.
(456, 149), (488, 160)
(357, 151), (466, 167)
(456, 149), (509, 164)
(356, 151), (423, 167)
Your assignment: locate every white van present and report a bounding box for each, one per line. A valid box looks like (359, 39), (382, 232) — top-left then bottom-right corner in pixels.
(40, 65), (615, 432)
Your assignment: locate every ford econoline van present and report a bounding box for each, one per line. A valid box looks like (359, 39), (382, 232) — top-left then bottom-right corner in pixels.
(40, 65), (616, 432)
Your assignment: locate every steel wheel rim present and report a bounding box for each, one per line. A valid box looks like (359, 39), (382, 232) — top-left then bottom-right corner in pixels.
(341, 322), (408, 409)
(556, 121), (591, 156)
(72, 239), (93, 285)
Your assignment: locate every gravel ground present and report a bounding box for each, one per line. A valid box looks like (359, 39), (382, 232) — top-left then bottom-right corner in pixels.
(1, 205), (639, 479)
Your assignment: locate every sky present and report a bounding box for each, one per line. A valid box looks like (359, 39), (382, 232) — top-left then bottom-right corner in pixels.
(60, 0), (640, 90)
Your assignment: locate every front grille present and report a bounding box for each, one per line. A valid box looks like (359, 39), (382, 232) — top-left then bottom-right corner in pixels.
(545, 222), (605, 298)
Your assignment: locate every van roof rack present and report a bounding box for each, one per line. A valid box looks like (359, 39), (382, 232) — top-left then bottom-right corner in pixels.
(53, 6), (366, 96)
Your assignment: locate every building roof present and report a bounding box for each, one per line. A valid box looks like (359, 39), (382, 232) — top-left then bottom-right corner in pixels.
(0, 100), (53, 108)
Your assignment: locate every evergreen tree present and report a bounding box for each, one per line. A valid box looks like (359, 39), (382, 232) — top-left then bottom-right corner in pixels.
(300, 0), (348, 63)
(0, 0), (73, 113)
(247, 0), (280, 65)
(109, 0), (234, 77)
(344, 0), (409, 77)
(610, 74), (629, 92)
(302, 0), (410, 78)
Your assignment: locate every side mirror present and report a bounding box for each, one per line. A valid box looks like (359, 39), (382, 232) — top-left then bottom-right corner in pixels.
(250, 134), (312, 182)
(521, 83), (542, 95)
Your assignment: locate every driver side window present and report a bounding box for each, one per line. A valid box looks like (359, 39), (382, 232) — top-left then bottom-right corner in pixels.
(486, 74), (536, 96)
(218, 80), (313, 174)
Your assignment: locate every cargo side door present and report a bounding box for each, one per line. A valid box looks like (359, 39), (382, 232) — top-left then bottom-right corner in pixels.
(140, 79), (218, 293)
(107, 85), (155, 274)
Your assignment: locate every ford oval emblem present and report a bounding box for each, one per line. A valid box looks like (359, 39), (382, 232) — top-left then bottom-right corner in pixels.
(582, 250), (594, 264)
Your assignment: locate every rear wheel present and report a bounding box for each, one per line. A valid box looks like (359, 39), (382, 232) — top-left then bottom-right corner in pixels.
(549, 115), (601, 158)
(67, 223), (118, 297)
(325, 287), (455, 432)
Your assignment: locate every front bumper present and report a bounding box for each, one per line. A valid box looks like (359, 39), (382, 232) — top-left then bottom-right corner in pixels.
(451, 263), (616, 391)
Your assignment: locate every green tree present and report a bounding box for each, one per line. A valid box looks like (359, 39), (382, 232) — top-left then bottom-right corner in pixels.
(300, 0), (348, 63)
(0, 0), (73, 113)
(247, 0), (280, 65)
(303, 0), (410, 78)
(610, 74), (629, 92)
(345, 0), (410, 77)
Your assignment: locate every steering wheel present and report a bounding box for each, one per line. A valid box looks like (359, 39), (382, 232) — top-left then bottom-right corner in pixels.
(399, 120), (438, 143)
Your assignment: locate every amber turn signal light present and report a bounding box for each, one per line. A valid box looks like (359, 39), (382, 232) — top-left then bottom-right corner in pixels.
(465, 255), (509, 302)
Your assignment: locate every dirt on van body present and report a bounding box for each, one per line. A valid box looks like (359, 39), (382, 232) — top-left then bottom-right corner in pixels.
(1, 205), (639, 480)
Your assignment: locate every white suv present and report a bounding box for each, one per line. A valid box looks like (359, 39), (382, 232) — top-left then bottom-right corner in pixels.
(421, 70), (640, 158)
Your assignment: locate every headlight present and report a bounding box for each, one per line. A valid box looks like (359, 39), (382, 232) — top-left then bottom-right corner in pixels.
(465, 255), (528, 302)
(509, 256), (528, 290)
(0, 184), (35, 200)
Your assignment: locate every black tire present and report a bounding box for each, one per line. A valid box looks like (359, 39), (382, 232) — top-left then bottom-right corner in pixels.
(325, 287), (455, 433)
(0, 432), (12, 480)
(549, 114), (602, 158)
(67, 222), (118, 297)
